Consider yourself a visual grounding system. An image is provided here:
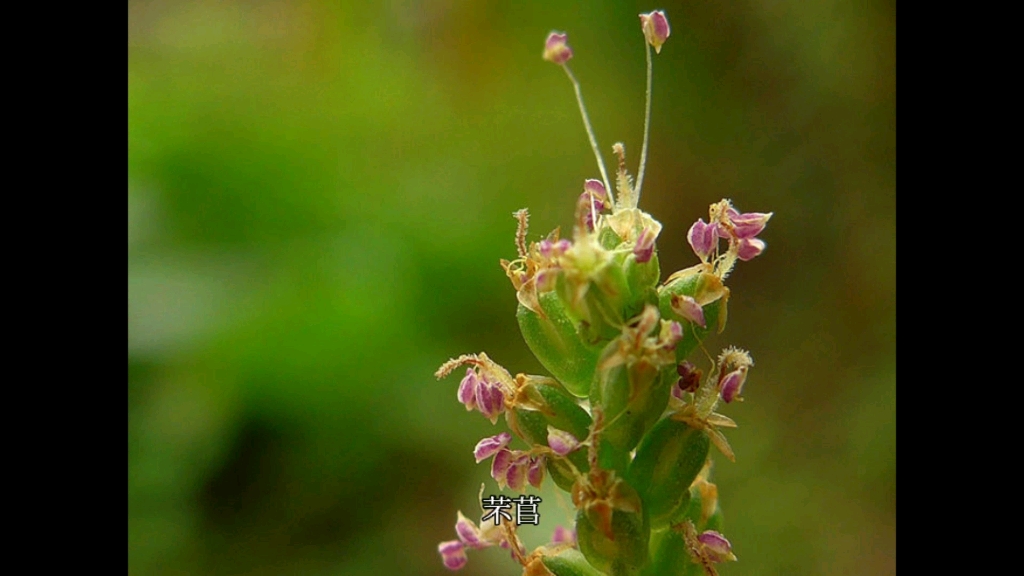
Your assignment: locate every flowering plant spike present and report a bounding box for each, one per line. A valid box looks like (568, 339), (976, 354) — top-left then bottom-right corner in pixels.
(437, 11), (772, 576)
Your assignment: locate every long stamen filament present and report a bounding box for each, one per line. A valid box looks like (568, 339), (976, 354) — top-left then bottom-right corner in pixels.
(562, 64), (615, 207)
(635, 40), (653, 202)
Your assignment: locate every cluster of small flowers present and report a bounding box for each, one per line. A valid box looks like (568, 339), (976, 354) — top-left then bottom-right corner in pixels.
(436, 9), (767, 575)
(688, 202), (772, 264)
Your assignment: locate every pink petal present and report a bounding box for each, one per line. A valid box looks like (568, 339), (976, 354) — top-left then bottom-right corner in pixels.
(736, 237), (766, 261)
(491, 449), (513, 487)
(506, 456), (529, 491)
(719, 368), (747, 403)
(455, 512), (486, 549)
(457, 369), (478, 410)
(687, 219), (716, 260)
(547, 427), (581, 457)
(438, 540), (467, 570)
(527, 456), (545, 488)
(473, 432), (512, 463)
(543, 32), (573, 64)
(670, 294), (706, 328)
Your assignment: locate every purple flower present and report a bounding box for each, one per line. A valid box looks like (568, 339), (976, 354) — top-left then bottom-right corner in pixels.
(527, 455), (545, 489)
(670, 294), (706, 328)
(441, 511), (511, 571)
(687, 218), (717, 261)
(725, 208), (772, 240)
(547, 426), (581, 457)
(552, 525), (577, 547)
(455, 511), (487, 549)
(438, 540), (467, 571)
(714, 205), (770, 261)
(491, 448), (514, 487)
(543, 32), (573, 65)
(474, 377), (506, 424)
(457, 369), (478, 410)
(505, 454), (530, 491)
(736, 237), (766, 261)
(674, 361), (702, 398)
(473, 432), (512, 463)
(719, 367), (748, 403)
(698, 530), (737, 562)
(639, 11), (671, 54)
(584, 179), (608, 211)
(633, 227), (656, 263)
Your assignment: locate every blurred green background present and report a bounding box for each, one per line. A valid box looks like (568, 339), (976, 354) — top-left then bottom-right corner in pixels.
(128, 1), (894, 575)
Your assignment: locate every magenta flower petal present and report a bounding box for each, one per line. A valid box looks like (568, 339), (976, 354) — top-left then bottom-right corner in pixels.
(491, 448), (513, 487)
(475, 379), (506, 423)
(639, 10), (670, 54)
(438, 540), (467, 570)
(633, 227), (656, 263)
(670, 294), (706, 328)
(552, 525), (577, 546)
(687, 218), (716, 261)
(455, 511), (486, 549)
(473, 432), (512, 463)
(457, 369), (478, 410)
(527, 456), (545, 489)
(584, 179), (609, 208)
(698, 530), (736, 562)
(719, 367), (748, 403)
(726, 208), (772, 239)
(547, 426), (581, 457)
(736, 237), (766, 261)
(674, 361), (702, 398)
(506, 455), (529, 491)
(543, 32), (573, 64)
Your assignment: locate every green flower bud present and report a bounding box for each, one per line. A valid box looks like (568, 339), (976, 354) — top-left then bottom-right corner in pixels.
(557, 238), (633, 343)
(628, 419), (711, 528)
(541, 549), (605, 576)
(517, 291), (602, 397)
(623, 251), (660, 321)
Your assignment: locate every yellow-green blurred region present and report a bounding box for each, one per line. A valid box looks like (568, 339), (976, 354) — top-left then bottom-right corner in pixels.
(128, 1), (894, 574)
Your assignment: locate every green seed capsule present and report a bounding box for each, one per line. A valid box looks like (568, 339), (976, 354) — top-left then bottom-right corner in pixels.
(576, 498), (650, 575)
(517, 291), (602, 397)
(623, 252), (661, 320)
(590, 361), (676, 460)
(541, 549), (606, 576)
(547, 448), (590, 492)
(511, 382), (593, 442)
(629, 419), (711, 528)
(647, 527), (705, 576)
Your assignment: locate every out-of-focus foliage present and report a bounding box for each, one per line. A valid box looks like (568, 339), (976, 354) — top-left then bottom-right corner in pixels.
(128, 1), (894, 575)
